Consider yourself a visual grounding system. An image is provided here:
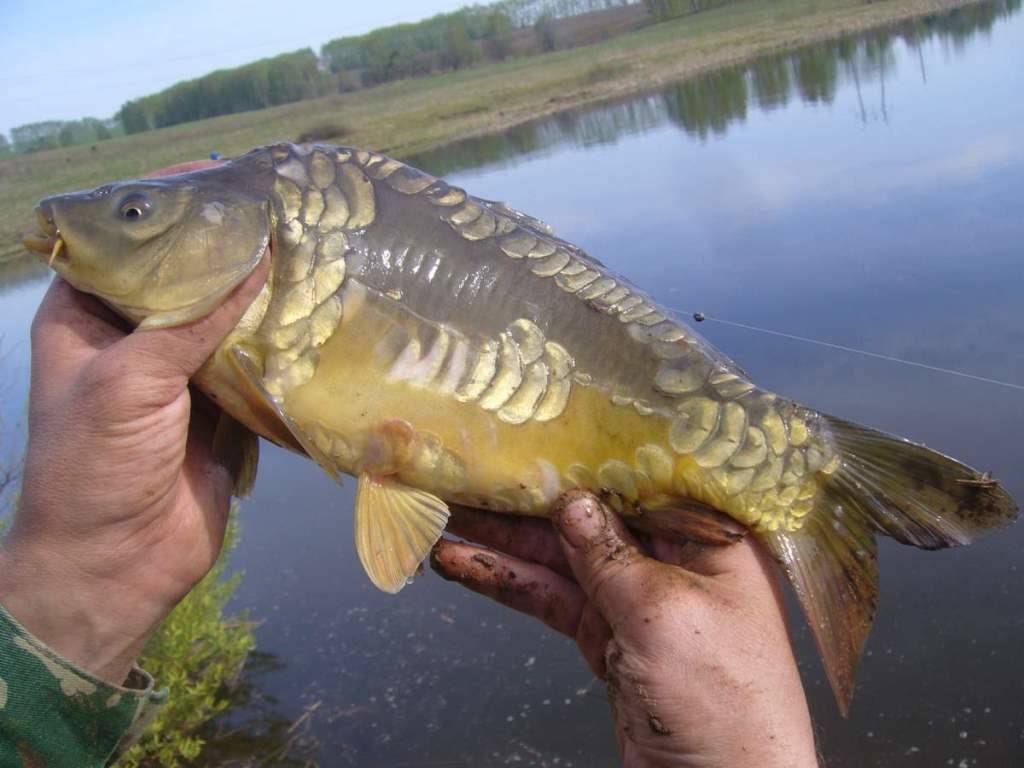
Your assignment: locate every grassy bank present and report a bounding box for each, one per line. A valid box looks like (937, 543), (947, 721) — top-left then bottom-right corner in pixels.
(0, 0), (983, 265)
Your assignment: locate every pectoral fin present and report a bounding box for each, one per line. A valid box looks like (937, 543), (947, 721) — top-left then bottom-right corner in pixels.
(212, 412), (260, 498)
(227, 345), (341, 481)
(355, 474), (450, 593)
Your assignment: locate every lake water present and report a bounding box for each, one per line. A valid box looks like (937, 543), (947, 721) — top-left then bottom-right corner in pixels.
(2, 2), (1023, 765)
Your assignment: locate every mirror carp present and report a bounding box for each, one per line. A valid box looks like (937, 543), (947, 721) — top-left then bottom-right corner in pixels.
(23, 142), (1018, 713)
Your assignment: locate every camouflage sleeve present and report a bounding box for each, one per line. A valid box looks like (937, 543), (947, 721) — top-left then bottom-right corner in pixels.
(0, 603), (166, 767)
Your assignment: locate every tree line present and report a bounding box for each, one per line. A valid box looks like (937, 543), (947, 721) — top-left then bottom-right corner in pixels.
(120, 49), (326, 134)
(3, 0), (644, 149)
(119, 0), (643, 134)
(320, 8), (505, 87)
(0, 117), (120, 156)
(497, 0), (637, 26)
(322, 1), (642, 85)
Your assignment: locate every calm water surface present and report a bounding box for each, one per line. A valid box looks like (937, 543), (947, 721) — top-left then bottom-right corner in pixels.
(2, 3), (1023, 765)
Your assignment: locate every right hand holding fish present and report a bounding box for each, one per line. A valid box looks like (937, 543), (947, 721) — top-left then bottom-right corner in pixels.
(431, 491), (820, 768)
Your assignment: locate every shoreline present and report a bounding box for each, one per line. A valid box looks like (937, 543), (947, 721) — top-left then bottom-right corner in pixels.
(0, 0), (991, 266)
(390, 0), (988, 158)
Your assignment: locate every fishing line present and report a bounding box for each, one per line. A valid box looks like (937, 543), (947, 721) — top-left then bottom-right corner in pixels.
(669, 308), (1024, 393)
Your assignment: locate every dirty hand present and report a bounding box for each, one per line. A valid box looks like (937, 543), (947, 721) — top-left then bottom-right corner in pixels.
(0, 162), (268, 687)
(431, 491), (819, 768)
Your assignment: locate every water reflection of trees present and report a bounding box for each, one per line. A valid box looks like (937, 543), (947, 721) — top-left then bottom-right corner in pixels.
(663, 65), (747, 139)
(195, 650), (321, 767)
(413, 0), (1021, 175)
(749, 55), (791, 111)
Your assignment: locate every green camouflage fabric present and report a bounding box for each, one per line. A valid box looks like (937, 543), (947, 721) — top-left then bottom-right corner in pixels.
(0, 603), (166, 767)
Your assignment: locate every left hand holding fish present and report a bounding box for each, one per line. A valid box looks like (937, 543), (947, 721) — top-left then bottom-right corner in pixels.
(431, 491), (819, 768)
(0, 209), (269, 687)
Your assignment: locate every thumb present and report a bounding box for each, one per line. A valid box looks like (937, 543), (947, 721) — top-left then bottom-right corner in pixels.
(553, 491), (653, 626)
(110, 250), (270, 389)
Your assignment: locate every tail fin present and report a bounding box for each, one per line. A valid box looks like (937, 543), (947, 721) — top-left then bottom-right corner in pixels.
(760, 414), (1018, 715)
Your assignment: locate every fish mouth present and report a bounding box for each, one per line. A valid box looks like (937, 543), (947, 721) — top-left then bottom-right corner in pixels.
(22, 205), (68, 268)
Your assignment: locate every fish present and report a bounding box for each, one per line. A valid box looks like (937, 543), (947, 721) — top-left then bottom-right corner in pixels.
(22, 142), (1017, 713)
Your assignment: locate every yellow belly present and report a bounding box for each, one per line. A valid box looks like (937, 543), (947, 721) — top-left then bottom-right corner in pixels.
(272, 278), (825, 536)
(282, 287), (676, 516)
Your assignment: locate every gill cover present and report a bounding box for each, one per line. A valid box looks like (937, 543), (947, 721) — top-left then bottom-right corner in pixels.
(37, 165), (271, 329)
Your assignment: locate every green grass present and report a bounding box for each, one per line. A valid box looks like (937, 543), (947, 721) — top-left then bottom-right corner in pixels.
(0, 0), (977, 266)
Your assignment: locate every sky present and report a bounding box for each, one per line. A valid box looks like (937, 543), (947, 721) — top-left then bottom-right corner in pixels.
(0, 0), (474, 138)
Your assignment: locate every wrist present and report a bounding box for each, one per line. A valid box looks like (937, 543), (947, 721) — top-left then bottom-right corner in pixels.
(0, 536), (160, 685)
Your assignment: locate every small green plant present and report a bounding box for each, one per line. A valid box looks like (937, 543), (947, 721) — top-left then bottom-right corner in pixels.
(116, 510), (256, 768)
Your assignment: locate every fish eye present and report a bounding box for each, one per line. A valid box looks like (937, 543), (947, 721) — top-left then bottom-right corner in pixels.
(118, 194), (151, 221)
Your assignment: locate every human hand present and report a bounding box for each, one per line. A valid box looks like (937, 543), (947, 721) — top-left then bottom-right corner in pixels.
(431, 491), (819, 768)
(0, 161), (269, 686)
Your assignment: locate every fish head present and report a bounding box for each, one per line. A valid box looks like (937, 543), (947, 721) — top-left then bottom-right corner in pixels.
(24, 163), (271, 329)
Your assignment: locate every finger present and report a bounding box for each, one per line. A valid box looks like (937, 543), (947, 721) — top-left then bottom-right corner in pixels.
(656, 533), (767, 579)
(604, 639), (654, 758)
(32, 278), (128, 357)
(181, 401), (233, 552)
(446, 506), (572, 579)
(576, 603), (613, 678)
(430, 538), (585, 639)
(709, 536), (788, 607)
(552, 491), (660, 625)
(605, 639), (631, 760)
(112, 250), (270, 388)
(29, 278), (130, 396)
(648, 535), (719, 572)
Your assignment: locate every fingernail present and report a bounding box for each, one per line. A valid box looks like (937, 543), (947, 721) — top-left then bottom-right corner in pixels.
(555, 495), (607, 549)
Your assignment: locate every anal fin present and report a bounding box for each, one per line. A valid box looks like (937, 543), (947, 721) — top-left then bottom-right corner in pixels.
(355, 474), (450, 594)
